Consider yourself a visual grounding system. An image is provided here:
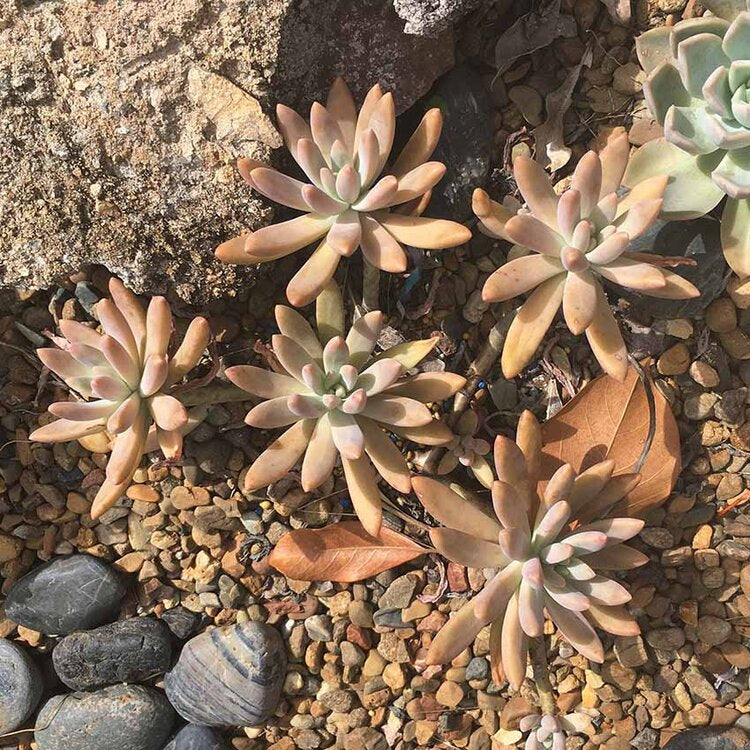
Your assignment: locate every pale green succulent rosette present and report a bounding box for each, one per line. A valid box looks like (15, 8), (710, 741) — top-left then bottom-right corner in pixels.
(626, 0), (750, 276)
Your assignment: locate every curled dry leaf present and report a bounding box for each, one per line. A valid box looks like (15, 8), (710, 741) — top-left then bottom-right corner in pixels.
(494, 0), (562, 75)
(540, 363), (680, 516)
(532, 43), (592, 171)
(268, 521), (427, 583)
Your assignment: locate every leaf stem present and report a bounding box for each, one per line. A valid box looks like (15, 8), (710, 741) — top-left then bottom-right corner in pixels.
(627, 356), (656, 474)
(530, 636), (557, 717)
(177, 382), (251, 407)
(453, 311), (513, 414)
(362, 258), (380, 312)
(422, 311), (513, 474)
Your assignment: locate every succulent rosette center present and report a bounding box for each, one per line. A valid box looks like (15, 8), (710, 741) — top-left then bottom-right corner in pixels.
(436, 409), (493, 488)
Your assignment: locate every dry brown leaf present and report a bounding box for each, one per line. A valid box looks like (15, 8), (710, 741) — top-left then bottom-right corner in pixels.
(539, 364), (680, 516)
(494, 0), (562, 75)
(268, 521), (426, 583)
(532, 43), (593, 171)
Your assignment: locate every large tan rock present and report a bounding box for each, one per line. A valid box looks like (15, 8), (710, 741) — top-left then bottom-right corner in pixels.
(0, 0), (453, 301)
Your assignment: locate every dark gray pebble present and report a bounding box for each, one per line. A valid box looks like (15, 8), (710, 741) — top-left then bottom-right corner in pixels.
(35, 684), (174, 750)
(465, 656), (490, 682)
(53, 617), (172, 691)
(663, 726), (750, 749)
(164, 622), (286, 727)
(0, 639), (43, 733)
(160, 607), (202, 640)
(163, 724), (226, 749)
(418, 63), (492, 221)
(6, 555), (125, 635)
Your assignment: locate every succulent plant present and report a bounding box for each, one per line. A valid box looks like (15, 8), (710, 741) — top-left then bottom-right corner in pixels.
(627, 1), (750, 275)
(437, 410), (493, 488)
(475, 132), (699, 381)
(496, 713), (593, 750)
(216, 77), (471, 306)
(414, 411), (647, 689)
(30, 278), (211, 519)
(225, 282), (464, 535)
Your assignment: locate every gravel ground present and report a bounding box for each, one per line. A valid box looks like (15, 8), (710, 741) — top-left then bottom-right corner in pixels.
(2, 1), (748, 749)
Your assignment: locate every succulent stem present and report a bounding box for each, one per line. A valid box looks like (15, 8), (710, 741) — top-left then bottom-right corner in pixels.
(453, 311), (514, 413)
(422, 310), (513, 474)
(362, 257), (381, 312)
(529, 636), (557, 717)
(177, 382), (251, 407)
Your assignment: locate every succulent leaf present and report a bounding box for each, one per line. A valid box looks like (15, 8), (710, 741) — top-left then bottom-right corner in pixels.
(623, 139), (725, 219)
(636, 27), (675, 74)
(436, 409), (494, 488)
(713, 146), (750, 197)
(704, 0), (750, 21)
(722, 197), (750, 276)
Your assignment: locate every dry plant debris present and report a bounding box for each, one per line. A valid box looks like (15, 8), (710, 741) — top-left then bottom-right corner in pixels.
(540, 363), (682, 516)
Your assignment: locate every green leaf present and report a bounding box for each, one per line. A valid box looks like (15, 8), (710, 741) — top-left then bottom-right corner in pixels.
(676, 33), (729, 98)
(315, 280), (344, 344)
(375, 337), (438, 370)
(704, 0), (749, 21)
(644, 63), (690, 125)
(722, 10), (750, 59)
(722, 197), (750, 276)
(671, 17), (730, 55)
(636, 27), (674, 74)
(622, 138), (725, 219)
(712, 146), (750, 198)
(664, 106), (719, 155)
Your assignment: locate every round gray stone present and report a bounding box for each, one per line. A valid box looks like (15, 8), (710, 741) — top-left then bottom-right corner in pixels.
(53, 617), (172, 691)
(163, 725), (226, 749)
(6, 555), (125, 635)
(164, 621), (286, 727)
(0, 640), (43, 733)
(35, 684), (174, 750)
(663, 727), (750, 749)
